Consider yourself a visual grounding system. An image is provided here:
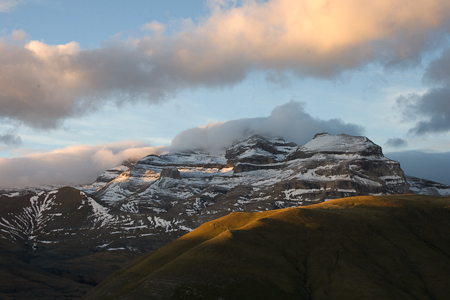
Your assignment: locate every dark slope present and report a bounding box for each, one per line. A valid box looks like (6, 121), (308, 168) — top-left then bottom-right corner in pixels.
(84, 194), (450, 300)
(0, 187), (146, 299)
(0, 239), (91, 300)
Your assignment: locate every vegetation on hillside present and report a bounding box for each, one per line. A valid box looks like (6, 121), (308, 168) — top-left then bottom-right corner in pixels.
(85, 194), (450, 300)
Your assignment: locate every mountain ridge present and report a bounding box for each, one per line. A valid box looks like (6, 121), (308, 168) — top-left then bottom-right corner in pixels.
(0, 132), (449, 299)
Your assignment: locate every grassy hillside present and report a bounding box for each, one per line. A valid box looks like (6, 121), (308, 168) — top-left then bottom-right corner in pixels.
(84, 194), (450, 300)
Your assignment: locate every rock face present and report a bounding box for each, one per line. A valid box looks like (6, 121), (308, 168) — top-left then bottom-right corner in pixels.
(160, 167), (182, 179)
(91, 133), (410, 222)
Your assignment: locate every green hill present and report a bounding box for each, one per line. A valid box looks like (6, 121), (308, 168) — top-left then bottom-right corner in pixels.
(84, 194), (450, 300)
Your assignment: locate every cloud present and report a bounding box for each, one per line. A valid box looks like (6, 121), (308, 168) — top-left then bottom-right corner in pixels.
(399, 88), (450, 135)
(423, 48), (450, 85)
(170, 101), (364, 151)
(1, 0), (450, 129)
(385, 138), (408, 148)
(386, 150), (450, 185)
(0, 142), (166, 188)
(140, 21), (165, 35)
(397, 49), (450, 135)
(0, 130), (22, 147)
(0, 0), (22, 12)
(0, 101), (362, 188)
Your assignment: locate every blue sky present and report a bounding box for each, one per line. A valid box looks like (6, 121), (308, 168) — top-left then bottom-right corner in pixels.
(0, 0), (449, 187)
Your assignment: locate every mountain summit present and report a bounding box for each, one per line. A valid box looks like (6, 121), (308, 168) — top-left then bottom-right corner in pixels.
(91, 133), (410, 218)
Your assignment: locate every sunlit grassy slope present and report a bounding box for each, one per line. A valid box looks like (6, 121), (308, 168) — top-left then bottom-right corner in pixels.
(84, 194), (450, 300)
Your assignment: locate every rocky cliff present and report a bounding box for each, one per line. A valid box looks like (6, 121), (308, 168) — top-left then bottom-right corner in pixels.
(91, 133), (410, 222)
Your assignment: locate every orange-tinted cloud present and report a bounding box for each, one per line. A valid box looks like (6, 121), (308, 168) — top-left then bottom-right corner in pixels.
(0, 0), (449, 129)
(172, 0), (450, 77)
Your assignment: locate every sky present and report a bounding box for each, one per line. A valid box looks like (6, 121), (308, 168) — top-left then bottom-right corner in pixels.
(0, 0), (449, 187)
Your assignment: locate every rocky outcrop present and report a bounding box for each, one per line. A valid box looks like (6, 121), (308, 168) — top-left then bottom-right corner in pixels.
(94, 160), (136, 183)
(160, 167), (181, 179)
(226, 134), (296, 164)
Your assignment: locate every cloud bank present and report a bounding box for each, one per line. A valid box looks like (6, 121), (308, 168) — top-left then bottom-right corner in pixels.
(398, 48), (450, 135)
(0, 142), (165, 188)
(0, 101), (362, 188)
(1, 0), (450, 129)
(170, 101), (364, 151)
(1, 101), (448, 188)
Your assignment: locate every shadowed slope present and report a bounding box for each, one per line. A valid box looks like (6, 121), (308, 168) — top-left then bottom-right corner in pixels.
(85, 194), (450, 300)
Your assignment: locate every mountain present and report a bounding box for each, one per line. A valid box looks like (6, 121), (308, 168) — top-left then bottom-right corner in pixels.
(0, 187), (151, 299)
(91, 133), (410, 218)
(406, 175), (450, 196)
(0, 132), (445, 299)
(84, 194), (450, 300)
(77, 159), (137, 194)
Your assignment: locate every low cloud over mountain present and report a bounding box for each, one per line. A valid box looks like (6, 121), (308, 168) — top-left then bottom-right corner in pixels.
(170, 101), (363, 151)
(0, 142), (164, 188)
(0, 101), (363, 188)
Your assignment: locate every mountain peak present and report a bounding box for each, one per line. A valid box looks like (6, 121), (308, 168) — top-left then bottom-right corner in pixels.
(313, 132), (331, 139)
(300, 133), (382, 156)
(225, 134), (297, 164)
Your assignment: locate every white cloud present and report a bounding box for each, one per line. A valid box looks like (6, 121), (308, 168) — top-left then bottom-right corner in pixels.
(0, 141), (166, 188)
(170, 101), (363, 151)
(10, 29), (26, 41)
(0, 0), (449, 129)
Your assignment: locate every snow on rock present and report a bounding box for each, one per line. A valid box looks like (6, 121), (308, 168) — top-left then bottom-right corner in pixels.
(90, 133), (411, 226)
(406, 175), (450, 197)
(300, 133), (379, 154)
(87, 196), (116, 226)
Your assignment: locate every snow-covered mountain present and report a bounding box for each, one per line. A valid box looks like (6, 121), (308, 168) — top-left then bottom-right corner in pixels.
(0, 132), (447, 299)
(90, 133), (410, 217)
